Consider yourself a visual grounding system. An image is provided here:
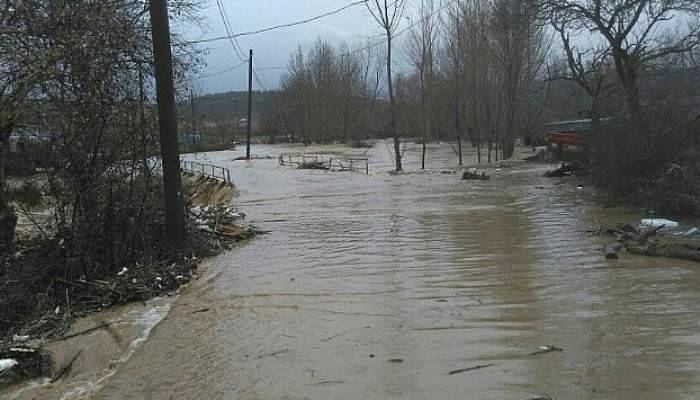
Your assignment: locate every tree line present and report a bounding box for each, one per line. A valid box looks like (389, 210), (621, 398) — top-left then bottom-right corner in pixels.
(0, 0), (201, 262)
(267, 0), (699, 183)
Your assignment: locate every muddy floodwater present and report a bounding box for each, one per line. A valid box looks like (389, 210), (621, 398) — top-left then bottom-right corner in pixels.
(6, 142), (700, 400)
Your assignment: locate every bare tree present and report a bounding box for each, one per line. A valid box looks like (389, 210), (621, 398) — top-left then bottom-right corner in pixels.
(491, 0), (545, 159)
(279, 40), (371, 144)
(540, 0), (700, 117)
(1, 0), (201, 265)
(550, 15), (615, 133)
(408, 0), (438, 169)
(367, 0), (407, 172)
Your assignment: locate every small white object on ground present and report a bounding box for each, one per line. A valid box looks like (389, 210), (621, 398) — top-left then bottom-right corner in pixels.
(117, 267), (128, 276)
(9, 347), (34, 353)
(0, 359), (18, 372)
(684, 227), (699, 237)
(12, 335), (29, 342)
(641, 218), (679, 229)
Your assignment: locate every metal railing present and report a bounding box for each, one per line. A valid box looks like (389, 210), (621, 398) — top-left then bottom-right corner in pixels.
(279, 153), (369, 174)
(180, 160), (232, 183)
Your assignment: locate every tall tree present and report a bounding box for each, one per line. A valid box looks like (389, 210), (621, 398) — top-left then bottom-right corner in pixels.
(540, 0), (700, 117)
(550, 15), (615, 133)
(408, 0), (438, 169)
(367, 0), (407, 172)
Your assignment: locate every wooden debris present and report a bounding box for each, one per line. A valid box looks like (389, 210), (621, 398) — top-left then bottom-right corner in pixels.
(530, 345), (563, 356)
(298, 161), (329, 170)
(462, 169), (490, 180)
(597, 222), (700, 262)
(49, 322), (109, 343)
(604, 243), (623, 259)
(528, 395), (553, 400)
(448, 363), (495, 375)
(544, 162), (579, 177)
(309, 380), (345, 385)
(50, 350), (81, 383)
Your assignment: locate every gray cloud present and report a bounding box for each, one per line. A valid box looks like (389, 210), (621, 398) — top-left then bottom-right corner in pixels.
(187, 0), (396, 94)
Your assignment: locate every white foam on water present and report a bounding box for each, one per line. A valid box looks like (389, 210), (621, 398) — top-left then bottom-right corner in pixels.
(56, 299), (174, 400)
(6, 378), (51, 400)
(4, 297), (175, 400)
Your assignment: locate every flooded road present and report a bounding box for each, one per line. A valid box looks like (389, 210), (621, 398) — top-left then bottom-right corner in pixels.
(8, 142), (700, 399)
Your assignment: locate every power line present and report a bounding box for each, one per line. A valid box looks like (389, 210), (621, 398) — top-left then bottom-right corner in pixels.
(198, 0), (457, 88)
(343, 0), (457, 58)
(186, 0), (369, 45)
(215, 0), (247, 62)
(252, 60), (272, 91)
(195, 61), (247, 80)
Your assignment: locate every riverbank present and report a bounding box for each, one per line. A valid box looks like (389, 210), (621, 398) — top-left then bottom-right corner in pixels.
(0, 175), (261, 387)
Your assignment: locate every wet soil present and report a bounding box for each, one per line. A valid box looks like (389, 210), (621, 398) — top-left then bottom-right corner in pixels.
(5, 142), (700, 400)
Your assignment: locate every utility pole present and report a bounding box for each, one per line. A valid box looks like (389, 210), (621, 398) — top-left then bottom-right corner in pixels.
(246, 49), (253, 160)
(149, 0), (185, 247)
(190, 89), (196, 136)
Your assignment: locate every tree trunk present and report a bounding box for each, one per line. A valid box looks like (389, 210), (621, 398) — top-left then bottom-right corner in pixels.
(421, 67), (427, 170)
(149, 0), (185, 247)
(0, 123), (17, 248)
(386, 30), (402, 172)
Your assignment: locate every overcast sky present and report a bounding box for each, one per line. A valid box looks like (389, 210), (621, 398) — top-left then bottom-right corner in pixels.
(185, 0), (420, 95)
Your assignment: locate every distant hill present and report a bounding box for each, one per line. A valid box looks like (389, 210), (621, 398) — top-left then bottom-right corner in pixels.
(178, 91), (275, 122)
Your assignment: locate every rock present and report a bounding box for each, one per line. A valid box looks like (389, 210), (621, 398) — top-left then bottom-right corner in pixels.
(604, 243), (623, 259)
(0, 359), (18, 372)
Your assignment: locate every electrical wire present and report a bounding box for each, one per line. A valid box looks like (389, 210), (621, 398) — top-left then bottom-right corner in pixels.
(342, 0), (457, 58)
(201, 0), (457, 88)
(195, 61), (247, 80)
(185, 0), (369, 45)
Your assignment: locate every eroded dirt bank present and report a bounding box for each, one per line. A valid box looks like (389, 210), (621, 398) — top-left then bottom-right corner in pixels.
(5, 143), (700, 400)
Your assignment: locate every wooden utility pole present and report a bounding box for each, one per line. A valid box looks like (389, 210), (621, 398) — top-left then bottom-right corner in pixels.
(149, 0), (185, 246)
(246, 49), (253, 160)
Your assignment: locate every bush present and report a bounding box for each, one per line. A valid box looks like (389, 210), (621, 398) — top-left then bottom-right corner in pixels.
(590, 106), (699, 215)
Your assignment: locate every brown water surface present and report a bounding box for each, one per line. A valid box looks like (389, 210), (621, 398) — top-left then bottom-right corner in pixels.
(6, 142), (700, 400)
